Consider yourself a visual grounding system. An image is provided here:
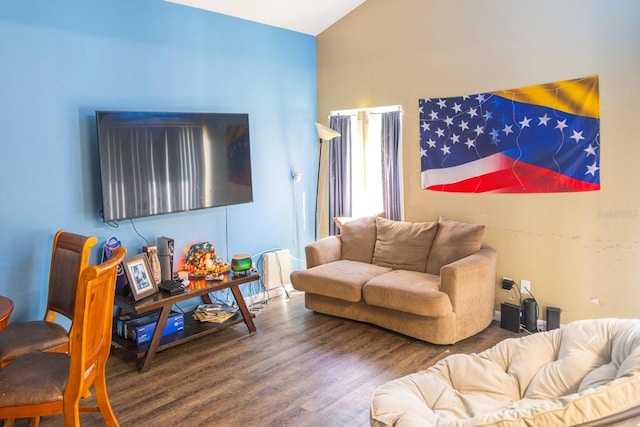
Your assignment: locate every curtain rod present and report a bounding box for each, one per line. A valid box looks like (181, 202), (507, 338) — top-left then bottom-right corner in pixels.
(329, 105), (403, 117)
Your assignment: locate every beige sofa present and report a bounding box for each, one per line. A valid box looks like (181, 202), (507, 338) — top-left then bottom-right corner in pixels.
(290, 215), (497, 344)
(370, 318), (640, 427)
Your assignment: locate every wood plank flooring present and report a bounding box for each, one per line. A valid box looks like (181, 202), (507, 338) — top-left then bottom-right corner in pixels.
(15, 291), (520, 427)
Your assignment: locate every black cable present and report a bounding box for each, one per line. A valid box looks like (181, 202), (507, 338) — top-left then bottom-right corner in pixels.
(513, 283), (522, 305)
(128, 219), (149, 246)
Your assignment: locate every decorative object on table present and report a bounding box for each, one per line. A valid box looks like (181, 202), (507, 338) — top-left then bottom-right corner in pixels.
(123, 253), (158, 301)
(231, 253), (252, 276)
(101, 236), (130, 296)
(193, 304), (237, 323)
(143, 245), (162, 285)
(180, 241), (229, 279)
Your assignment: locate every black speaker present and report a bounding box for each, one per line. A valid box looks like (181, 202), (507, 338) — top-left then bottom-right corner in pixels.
(547, 306), (561, 330)
(500, 303), (521, 333)
(157, 237), (174, 281)
(522, 298), (538, 333)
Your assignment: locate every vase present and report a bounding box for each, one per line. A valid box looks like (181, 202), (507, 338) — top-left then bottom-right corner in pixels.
(145, 246), (162, 285)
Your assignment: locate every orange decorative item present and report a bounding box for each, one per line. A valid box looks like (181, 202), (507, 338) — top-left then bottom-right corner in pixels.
(180, 242), (229, 279)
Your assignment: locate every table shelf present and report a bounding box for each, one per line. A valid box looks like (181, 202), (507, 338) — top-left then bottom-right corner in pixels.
(112, 310), (253, 357)
(112, 272), (259, 373)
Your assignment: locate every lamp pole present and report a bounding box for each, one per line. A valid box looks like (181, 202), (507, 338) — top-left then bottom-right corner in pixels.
(314, 123), (341, 240)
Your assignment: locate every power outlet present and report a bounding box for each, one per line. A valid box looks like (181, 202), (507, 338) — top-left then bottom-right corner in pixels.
(521, 279), (532, 295)
(537, 319), (547, 332)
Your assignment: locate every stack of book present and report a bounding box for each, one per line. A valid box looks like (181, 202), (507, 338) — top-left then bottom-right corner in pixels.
(193, 304), (238, 323)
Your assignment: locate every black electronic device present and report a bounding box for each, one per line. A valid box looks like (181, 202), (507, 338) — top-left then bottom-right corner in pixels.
(547, 306), (561, 330)
(522, 298), (538, 333)
(96, 111), (253, 223)
(157, 237), (175, 282)
(158, 280), (186, 295)
(500, 302), (521, 333)
(502, 277), (514, 290)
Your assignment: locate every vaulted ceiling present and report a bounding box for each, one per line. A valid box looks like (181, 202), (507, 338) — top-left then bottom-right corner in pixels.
(165, 0), (366, 36)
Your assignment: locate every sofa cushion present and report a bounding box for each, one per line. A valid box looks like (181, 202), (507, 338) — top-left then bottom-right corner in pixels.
(426, 216), (485, 274)
(363, 270), (452, 317)
(338, 213), (385, 264)
(372, 218), (438, 272)
(290, 260), (391, 302)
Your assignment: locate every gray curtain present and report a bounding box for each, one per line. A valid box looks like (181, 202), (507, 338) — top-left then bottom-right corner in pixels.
(328, 116), (352, 235)
(381, 111), (401, 220)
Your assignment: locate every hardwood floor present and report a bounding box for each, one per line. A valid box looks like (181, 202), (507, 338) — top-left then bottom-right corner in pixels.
(18, 291), (520, 427)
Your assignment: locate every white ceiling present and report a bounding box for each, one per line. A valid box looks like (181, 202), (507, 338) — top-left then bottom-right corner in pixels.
(165, 0), (366, 36)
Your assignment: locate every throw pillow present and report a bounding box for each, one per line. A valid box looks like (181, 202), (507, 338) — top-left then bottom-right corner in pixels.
(425, 216), (485, 274)
(372, 217), (438, 272)
(340, 213), (386, 263)
(334, 211), (386, 234)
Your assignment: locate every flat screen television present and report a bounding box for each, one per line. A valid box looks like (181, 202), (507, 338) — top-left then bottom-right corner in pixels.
(96, 111), (253, 223)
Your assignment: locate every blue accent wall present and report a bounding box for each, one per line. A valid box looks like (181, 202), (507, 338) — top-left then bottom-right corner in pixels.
(0, 0), (317, 321)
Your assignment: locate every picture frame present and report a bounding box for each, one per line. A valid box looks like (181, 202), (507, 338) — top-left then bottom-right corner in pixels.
(123, 253), (158, 301)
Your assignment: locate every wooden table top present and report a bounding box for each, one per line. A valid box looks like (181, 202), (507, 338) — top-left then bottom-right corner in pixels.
(0, 295), (14, 331)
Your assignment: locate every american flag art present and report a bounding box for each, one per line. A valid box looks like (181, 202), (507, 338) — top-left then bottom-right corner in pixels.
(419, 75), (600, 193)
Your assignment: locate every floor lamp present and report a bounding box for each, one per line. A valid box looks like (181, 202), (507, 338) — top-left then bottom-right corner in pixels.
(314, 122), (341, 240)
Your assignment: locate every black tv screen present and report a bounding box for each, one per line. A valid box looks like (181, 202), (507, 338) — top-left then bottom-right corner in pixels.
(96, 111), (253, 222)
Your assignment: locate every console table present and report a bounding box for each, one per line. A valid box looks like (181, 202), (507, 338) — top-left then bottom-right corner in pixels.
(112, 271), (259, 373)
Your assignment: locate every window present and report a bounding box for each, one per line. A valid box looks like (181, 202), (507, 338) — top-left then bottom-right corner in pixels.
(327, 105), (402, 233)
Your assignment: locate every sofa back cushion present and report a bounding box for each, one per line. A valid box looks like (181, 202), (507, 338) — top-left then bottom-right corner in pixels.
(339, 213), (385, 263)
(426, 216), (485, 274)
(372, 218), (438, 272)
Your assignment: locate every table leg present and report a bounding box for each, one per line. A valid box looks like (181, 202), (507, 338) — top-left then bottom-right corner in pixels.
(230, 284), (256, 333)
(137, 306), (172, 374)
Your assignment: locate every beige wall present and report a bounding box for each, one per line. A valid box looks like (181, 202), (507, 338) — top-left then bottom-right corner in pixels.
(317, 0), (640, 323)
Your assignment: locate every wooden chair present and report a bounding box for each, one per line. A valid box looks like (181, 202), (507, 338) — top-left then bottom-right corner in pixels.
(0, 246), (126, 426)
(0, 230), (98, 368)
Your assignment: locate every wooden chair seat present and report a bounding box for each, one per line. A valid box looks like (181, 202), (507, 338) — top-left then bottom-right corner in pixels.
(0, 321), (68, 363)
(0, 352), (69, 407)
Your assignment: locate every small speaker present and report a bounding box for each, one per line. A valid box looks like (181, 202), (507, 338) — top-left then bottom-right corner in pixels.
(157, 237), (174, 281)
(522, 298), (538, 333)
(547, 306), (561, 330)
(500, 303), (521, 333)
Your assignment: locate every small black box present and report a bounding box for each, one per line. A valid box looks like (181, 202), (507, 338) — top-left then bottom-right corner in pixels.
(500, 302), (521, 333)
(547, 306), (561, 330)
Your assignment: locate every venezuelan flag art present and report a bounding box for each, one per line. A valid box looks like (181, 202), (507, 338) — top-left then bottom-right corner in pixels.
(419, 76), (600, 193)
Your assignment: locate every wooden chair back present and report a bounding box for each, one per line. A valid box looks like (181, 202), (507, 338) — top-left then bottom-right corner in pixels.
(66, 246), (126, 422)
(46, 230), (99, 322)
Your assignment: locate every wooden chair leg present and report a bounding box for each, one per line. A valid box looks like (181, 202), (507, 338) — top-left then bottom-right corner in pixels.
(93, 373), (119, 427)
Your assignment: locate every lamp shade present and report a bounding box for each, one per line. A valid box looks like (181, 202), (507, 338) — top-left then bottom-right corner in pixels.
(315, 122), (341, 141)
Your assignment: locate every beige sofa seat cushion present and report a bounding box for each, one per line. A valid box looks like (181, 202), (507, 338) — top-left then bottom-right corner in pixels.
(370, 318), (640, 427)
(290, 260), (391, 303)
(338, 213), (385, 264)
(426, 216), (485, 275)
(363, 270), (452, 317)
(372, 218), (438, 272)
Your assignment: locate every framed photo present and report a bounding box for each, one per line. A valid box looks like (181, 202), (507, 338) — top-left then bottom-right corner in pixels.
(123, 253), (158, 301)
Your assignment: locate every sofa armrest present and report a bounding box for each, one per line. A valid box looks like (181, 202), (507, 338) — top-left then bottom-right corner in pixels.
(440, 247), (497, 323)
(305, 236), (342, 268)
